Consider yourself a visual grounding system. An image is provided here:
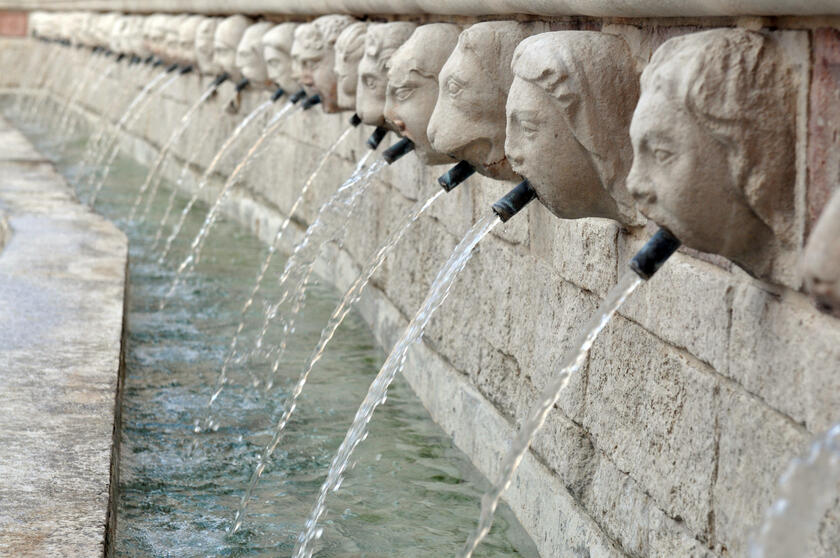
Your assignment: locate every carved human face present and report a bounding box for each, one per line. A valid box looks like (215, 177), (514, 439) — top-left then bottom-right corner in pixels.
(236, 23), (272, 85)
(334, 23), (366, 110)
(505, 77), (619, 219)
(627, 87), (744, 254)
(291, 24), (323, 98)
(428, 41), (515, 180)
(384, 24), (460, 165)
(214, 16), (252, 79)
(177, 16), (202, 65)
(803, 191), (840, 316)
(195, 18), (218, 75)
(146, 16), (167, 58)
(356, 23), (416, 126)
(263, 28), (298, 94)
(163, 17), (184, 62)
(110, 17), (129, 54)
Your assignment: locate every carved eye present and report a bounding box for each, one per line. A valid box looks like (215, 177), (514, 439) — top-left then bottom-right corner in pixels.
(653, 149), (674, 164)
(446, 77), (463, 98)
(520, 120), (539, 139)
(393, 86), (415, 102)
(363, 75), (378, 89)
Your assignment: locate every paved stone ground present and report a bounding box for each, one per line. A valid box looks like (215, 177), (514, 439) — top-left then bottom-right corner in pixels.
(0, 116), (128, 557)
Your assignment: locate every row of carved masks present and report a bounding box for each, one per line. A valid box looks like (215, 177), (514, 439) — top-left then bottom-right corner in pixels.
(40, 13), (833, 313)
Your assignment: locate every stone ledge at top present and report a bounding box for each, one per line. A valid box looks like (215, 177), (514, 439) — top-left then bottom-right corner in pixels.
(4, 0), (840, 17)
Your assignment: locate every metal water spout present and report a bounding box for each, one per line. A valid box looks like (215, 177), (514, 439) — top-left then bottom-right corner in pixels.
(437, 161), (475, 192)
(491, 180), (536, 222)
(382, 138), (414, 164)
(349, 113), (362, 127)
(301, 94), (321, 110)
(629, 228), (681, 280)
(289, 89), (307, 104)
(166, 62), (179, 73)
(210, 72), (230, 88)
(235, 77), (250, 92)
(270, 87), (285, 102)
(366, 126), (388, 150)
(179, 64), (193, 75)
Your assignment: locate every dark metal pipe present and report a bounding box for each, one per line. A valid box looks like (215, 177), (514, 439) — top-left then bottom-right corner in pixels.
(166, 63), (179, 73)
(153, 58), (164, 68)
(289, 89), (307, 104)
(383, 138), (415, 164)
(349, 113), (362, 127)
(143, 55), (155, 65)
(366, 126), (389, 150)
(179, 64), (194, 75)
(437, 160), (476, 192)
(130, 55), (141, 65)
(210, 72), (230, 88)
(235, 77), (250, 92)
(115, 53), (126, 63)
(270, 87), (285, 102)
(629, 228), (681, 280)
(491, 180), (536, 222)
(301, 94), (321, 110)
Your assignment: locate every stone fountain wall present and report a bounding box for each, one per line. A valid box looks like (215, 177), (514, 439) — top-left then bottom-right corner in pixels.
(2, 13), (840, 557)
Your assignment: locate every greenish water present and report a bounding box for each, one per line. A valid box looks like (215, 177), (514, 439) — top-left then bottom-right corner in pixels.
(9, 106), (539, 557)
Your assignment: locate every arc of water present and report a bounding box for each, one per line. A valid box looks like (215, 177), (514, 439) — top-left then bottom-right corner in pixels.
(150, 99), (276, 248)
(157, 101), (300, 265)
(79, 70), (169, 191)
(248, 158), (387, 378)
(88, 72), (182, 207)
(128, 81), (222, 222)
(229, 188), (443, 534)
(189, 127), (364, 440)
(11, 41), (48, 115)
(749, 423), (840, 558)
(54, 53), (100, 135)
(24, 45), (64, 121)
(291, 213), (499, 558)
(458, 270), (644, 558)
(58, 58), (114, 140)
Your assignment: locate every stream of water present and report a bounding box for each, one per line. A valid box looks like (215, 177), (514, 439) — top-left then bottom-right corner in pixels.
(4, 99), (538, 558)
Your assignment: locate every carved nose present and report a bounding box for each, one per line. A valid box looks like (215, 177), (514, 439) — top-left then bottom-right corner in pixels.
(393, 119), (406, 133)
(627, 167), (657, 204)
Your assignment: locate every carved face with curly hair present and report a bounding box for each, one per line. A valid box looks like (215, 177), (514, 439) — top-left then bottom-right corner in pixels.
(355, 22), (417, 126)
(290, 15), (355, 112)
(627, 28), (796, 280)
(334, 22), (367, 111)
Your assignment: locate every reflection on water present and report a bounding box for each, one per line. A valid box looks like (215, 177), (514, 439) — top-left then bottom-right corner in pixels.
(6, 101), (538, 558)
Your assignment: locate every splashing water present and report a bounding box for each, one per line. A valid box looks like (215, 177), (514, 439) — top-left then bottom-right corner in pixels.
(193, 138), (371, 443)
(86, 71), (178, 206)
(458, 270), (644, 557)
(157, 101), (301, 264)
(128, 81), (222, 222)
(292, 213), (499, 558)
(229, 188), (443, 534)
(151, 99), (276, 247)
(749, 423), (840, 558)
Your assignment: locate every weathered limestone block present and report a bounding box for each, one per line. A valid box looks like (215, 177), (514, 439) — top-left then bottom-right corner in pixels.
(583, 316), (719, 536)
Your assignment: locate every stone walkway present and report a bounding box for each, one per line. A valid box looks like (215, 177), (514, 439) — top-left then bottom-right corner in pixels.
(0, 116), (128, 557)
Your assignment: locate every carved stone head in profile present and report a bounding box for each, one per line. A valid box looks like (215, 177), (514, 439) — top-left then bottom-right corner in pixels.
(145, 14), (168, 58)
(427, 21), (548, 182)
(627, 29), (796, 280)
(127, 16), (150, 58)
(803, 189), (840, 317)
(334, 22), (367, 111)
(236, 22), (274, 86)
(356, 22), (417, 126)
(263, 23), (299, 93)
(505, 31), (643, 225)
(384, 23), (461, 165)
(163, 15), (187, 63)
(109, 15), (131, 55)
(214, 15), (253, 79)
(195, 17), (220, 75)
(290, 15), (355, 112)
(176, 15), (203, 66)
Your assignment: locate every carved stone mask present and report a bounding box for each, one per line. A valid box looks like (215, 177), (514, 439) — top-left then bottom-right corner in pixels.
(145, 15), (167, 57)
(177, 15), (203, 66)
(803, 189), (840, 316)
(505, 31), (643, 225)
(356, 22), (417, 126)
(262, 23), (298, 93)
(97, 13), (120, 50)
(110, 16), (130, 54)
(214, 15), (253, 79)
(128, 16), (150, 58)
(166, 16), (188, 62)
(290, 15), (355, 112)
(236, 22), (274, 85)
(627, 29), (796, 280)
(427, 21), (548, 182)
(334, 22), (367, 111)
(195, 17), (220, 75)
(384, 24), (461, 165)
